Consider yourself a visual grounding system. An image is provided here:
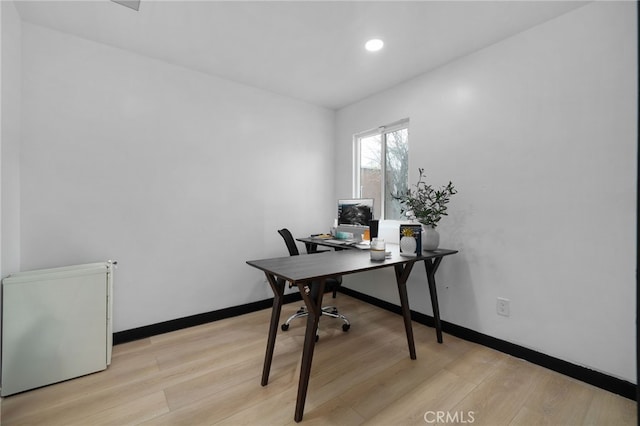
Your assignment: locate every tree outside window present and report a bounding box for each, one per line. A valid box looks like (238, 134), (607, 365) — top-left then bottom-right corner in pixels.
(356, 121), (409, 220)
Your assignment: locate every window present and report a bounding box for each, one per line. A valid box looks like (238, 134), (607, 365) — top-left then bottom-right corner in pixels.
(355, 119), (409, 220)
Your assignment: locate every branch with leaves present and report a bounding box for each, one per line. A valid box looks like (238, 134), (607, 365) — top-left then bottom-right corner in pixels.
(393, 168), (457, 228)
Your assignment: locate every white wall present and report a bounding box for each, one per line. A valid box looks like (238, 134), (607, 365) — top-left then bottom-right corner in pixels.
(1, 0), (22, 279)
(335, 1), (637, 383)
(20, 23), (336, 332)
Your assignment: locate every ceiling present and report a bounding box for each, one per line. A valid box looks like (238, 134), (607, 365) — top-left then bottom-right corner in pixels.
(13, 0), (589, 110)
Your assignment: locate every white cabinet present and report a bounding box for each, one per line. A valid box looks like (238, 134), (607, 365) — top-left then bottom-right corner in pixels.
(1, 262), (114, 396)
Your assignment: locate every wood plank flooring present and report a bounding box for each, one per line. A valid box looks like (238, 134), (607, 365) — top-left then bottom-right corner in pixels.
(1, 295), (636, 425)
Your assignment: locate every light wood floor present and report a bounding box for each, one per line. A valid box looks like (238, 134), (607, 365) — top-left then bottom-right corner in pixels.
(1, 294), (636, 425)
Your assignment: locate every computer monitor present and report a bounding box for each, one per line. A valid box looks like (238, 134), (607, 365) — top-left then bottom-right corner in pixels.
(337, 199), (374, 227)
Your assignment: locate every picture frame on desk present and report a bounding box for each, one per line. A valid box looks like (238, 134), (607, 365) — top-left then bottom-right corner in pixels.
(399, 224), (422, 257)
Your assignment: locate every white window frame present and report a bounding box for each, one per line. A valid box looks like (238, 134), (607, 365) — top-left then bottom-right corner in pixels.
(353, 118), (409, 220)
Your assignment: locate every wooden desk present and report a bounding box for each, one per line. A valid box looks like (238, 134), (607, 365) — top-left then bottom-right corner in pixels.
(298, 236), (451, 344)
(246, 246), (457, 422)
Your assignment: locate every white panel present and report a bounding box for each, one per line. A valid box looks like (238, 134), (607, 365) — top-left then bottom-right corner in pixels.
(1, 264), (109, 396)
(1, 0), (23, 278)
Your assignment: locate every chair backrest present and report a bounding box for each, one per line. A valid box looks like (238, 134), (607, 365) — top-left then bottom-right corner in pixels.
(278, 228), (300, 256)
(278, 228), (343, 288)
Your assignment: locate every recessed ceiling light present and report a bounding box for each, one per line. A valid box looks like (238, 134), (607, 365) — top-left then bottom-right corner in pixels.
(365, 39), (384, 52)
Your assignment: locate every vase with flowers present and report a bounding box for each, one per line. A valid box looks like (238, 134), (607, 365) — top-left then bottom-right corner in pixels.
(393, 168), (457, 251)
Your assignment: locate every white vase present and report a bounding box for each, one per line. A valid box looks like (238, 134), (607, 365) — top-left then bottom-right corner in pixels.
(421, 225), (440, 251)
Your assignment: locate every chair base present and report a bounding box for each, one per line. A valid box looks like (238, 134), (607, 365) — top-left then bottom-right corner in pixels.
(281, 305), (351, 333)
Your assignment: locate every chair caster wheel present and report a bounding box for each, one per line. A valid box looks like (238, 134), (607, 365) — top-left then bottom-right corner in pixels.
(315, 334), (319, 342)
(281, 324), (289, 331)
(342, 324), (350, 332)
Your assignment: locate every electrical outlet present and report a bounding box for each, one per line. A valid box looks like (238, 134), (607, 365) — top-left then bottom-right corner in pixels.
(497, 297), (510, 317)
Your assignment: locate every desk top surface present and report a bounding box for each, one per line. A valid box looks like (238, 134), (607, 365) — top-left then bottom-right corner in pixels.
(246, 246), (457, 284)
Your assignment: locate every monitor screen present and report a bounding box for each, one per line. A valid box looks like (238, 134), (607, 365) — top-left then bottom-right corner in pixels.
(338, 199), (374, 226)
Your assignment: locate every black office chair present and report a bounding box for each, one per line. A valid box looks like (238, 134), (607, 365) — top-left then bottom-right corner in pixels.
(277, 228), (350, 334)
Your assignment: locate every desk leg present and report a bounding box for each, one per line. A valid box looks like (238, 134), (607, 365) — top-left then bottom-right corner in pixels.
(424, 257), (444, 344)
(394, 263), (417, 360)
(261, 273), (285, 386)
(294, 279), (326, 423)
